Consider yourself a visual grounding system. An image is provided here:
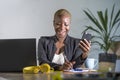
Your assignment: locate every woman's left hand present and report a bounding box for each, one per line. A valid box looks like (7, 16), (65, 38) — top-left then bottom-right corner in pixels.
(79, 39), (91, 59)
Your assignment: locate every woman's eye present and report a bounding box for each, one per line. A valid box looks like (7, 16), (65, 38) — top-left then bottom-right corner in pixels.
(55, 23), (69, 27)
(56, 23), (60, 26)
(55, 23), (60, 26)
(65, 24), (68, 26)
(65, 24), (69, 26)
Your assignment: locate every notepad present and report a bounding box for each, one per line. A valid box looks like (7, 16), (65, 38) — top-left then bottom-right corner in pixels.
(115, 59), (120, 72)
(64, 68), (89, 73)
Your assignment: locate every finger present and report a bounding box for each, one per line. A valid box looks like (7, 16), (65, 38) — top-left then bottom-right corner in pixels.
(79, 41), (88, 52)
(83, 39), (91, 47)
(79, 40), (91, 52)
(69, 61), (76, 69)
(82, 52), (88, 58)
(63, 63), (69, 70)
(69, 63), (73, 69)
(64, 62), (71, 68)
(64, 62), (74, 70)
(71, 61), (76, 65)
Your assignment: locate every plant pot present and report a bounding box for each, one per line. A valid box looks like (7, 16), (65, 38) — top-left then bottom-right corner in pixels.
(98, 53), (117, 72)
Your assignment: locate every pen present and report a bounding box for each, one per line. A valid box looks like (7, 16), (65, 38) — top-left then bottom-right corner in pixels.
(63, 54), (69, 62)
(63, 54), (73, 69)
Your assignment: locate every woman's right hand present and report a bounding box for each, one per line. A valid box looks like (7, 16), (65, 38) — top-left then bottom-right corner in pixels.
(59, 61), (75, 70)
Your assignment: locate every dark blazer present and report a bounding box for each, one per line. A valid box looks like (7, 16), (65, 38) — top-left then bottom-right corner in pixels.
(38, 35), (86, 70)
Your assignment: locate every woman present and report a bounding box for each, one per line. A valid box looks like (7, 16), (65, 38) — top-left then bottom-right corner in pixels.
(38, 9), (91, 71)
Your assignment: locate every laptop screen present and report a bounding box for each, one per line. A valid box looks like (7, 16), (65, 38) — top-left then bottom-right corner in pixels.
(0, 38), (37, 72)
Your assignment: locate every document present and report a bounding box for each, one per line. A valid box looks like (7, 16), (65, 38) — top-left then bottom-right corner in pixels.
(64, 68), (89, 73)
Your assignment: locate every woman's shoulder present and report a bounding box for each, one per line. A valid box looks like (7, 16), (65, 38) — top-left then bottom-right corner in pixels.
(39, 35), (55, 41)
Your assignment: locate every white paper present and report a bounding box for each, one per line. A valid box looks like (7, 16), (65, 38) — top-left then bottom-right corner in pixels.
(115, 59), (120, 72)
(64, 68), (89, 73)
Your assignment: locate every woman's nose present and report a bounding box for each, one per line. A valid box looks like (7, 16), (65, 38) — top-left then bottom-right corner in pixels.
(60, 24), (65, 29)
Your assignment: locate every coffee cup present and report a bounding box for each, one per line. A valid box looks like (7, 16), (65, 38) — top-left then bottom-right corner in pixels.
(85, 58), (98, 69)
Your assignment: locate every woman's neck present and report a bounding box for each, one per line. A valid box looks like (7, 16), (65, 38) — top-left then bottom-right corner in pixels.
(58, 38), (64, 43)
(56, 35), (67, 43)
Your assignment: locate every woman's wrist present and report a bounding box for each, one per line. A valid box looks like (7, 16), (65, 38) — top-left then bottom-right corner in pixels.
(82, 52), (88, 59)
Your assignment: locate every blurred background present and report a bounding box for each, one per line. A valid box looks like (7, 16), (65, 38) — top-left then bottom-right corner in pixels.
(0, 0), (120, 66)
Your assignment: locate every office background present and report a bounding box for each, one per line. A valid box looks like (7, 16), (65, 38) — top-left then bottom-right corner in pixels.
(0, 0), (120, 63)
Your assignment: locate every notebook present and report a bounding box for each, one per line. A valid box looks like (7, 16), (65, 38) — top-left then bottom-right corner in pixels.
(115, 59), (120, 72)
(0, 38), (37, 72)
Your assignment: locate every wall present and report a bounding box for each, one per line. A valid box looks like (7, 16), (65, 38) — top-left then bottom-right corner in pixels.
(0, 0), (120, 66)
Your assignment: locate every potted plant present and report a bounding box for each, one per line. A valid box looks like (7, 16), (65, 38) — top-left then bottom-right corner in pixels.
(83, 4), (120, 72)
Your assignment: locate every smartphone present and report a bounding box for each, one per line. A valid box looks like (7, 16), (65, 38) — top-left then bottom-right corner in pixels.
(82, 32), (92, 42)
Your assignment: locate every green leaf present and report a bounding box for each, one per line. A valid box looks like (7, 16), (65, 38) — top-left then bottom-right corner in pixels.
(105, 9), (108, 30)
(83, 4), (120, 53)
(84, 26), (101, 35)
(109, 4), (115, 28)
(97, 11), (107, 34)
(83, 10), (103, 32)
(111, 8), (120, 28)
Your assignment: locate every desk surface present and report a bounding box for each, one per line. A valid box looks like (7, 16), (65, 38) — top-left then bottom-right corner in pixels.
(0, 72), (119, 80)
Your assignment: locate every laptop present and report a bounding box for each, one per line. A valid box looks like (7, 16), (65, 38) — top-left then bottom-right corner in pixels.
(0, 38), (37, 72)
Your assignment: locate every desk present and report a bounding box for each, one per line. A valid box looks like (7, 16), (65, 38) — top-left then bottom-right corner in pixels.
(0, 72), (120, 80)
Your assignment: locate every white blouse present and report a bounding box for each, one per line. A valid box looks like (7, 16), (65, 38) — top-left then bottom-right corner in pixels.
(52, 52), (65, 65)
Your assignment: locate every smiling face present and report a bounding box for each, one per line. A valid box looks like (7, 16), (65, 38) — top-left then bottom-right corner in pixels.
(53, 9), (71, 39)
(54, 16), (70, 39)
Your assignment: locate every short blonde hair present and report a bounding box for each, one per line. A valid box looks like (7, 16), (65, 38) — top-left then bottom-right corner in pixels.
(54, 9), (71, 20)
